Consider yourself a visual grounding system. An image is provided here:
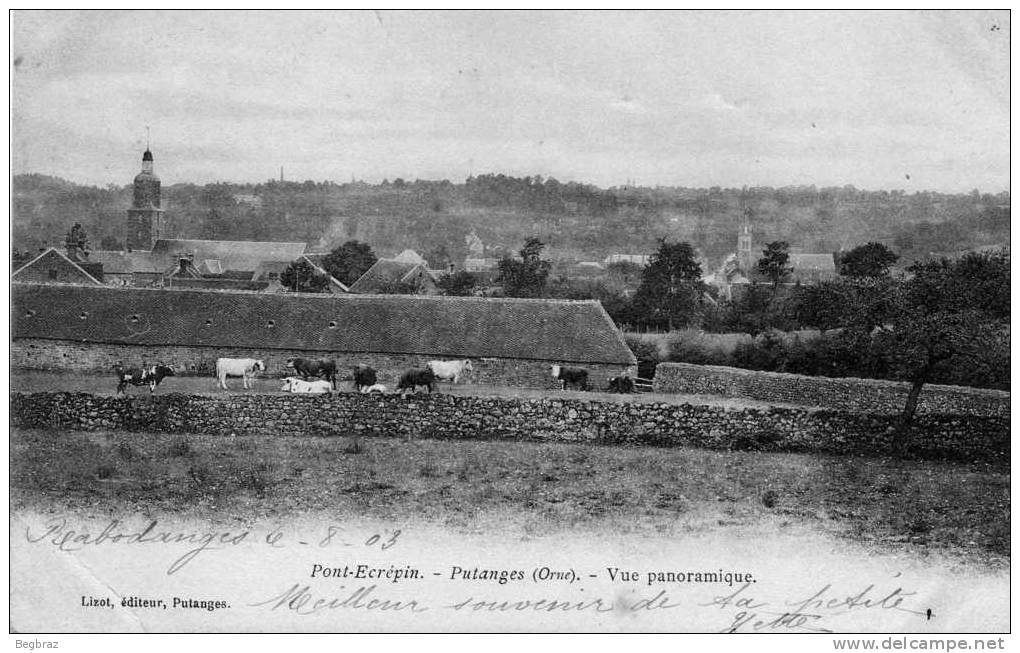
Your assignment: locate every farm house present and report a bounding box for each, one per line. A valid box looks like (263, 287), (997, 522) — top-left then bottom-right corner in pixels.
(11, 283), (637, 389)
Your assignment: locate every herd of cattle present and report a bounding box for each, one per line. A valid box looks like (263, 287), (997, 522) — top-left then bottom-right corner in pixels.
(112, 357), (638, 396)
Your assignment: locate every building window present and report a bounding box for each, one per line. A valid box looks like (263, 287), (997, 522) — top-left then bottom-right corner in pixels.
(48, 269), (58, 280)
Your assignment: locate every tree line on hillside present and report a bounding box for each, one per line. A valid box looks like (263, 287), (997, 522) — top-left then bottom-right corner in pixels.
(12, 173), (1008, 266)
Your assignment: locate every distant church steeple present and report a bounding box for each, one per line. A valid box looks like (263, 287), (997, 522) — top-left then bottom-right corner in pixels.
(126, 137), (166, 251)
(737, 207), (753, 273)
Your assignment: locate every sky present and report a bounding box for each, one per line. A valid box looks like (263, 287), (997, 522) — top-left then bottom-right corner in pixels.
(10, 10), (1011, 192)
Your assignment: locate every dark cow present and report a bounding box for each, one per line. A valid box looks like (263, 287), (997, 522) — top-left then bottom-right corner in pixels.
(287, 358), (337, 389)
(397, 368), (437, 394)
(114, 362), (175, 394)
(551, 364), (588, 391)
(352, 364), (378, 392)
(607, 375), (635, 394)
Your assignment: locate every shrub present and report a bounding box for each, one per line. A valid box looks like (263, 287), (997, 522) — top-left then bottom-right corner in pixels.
(667, 329), (749, 366)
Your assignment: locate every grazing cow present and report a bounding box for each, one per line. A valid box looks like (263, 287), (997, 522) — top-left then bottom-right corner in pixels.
(397, 368), (437, 394)
(287, 357), (338, 389)
(551, 365), (589, 391)
(607, 375), (635, 394)
(352, 364), (378, 392)
(360, 384), (388, 394)
(216, 357), (266, 390)
(114, 362), (175, 394)
(427, 359), (474, 384)
(280, 377), (332, 394)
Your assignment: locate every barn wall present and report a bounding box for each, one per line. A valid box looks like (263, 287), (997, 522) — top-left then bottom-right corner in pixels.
(11, 338), (635, 391)
(10, 391), (1008, 464)
(653, 362), (1008, 418)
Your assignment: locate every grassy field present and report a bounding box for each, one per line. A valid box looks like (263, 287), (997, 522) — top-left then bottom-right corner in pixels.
(11, 370), (784, 410)
(10, 427), (1009, 563)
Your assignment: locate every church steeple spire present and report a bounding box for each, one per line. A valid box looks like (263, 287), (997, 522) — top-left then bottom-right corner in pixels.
(141, 126), (154, 173)
(126, 139), (165, 251)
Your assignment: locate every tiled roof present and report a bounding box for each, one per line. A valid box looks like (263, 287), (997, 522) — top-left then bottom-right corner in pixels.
(391, 249), (428, 265)
(87, 250), (157, 274)
(12, 284), (635, 365)
(11, 248), (104, 285)
(150, 239), (307, 272)
(349, 259), (427, 293)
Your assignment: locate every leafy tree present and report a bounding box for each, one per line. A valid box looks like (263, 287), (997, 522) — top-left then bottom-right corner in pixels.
(321, 240), (378, 286)
(280, 259), (330, 293)
(629, 239), (704, 330)
(790, 281), (850, 333)
(717, 283), (788, 335)
(605, 260), (644, 283)
(866, 250), (1009, 431)
(838, 242), (899, 278)
(757, 241), (791, 290)
(497, 237), (552, 298)
(437, 270), (477, 296)
(791, 277), (893, 334)
(198, 185), (237, 240)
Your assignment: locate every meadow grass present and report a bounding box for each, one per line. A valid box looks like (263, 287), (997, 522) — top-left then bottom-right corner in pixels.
(10, 427), (1008, 561)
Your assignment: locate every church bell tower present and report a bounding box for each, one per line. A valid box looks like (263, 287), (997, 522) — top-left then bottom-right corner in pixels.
(126, 145), (165, 251)
(737, 209), (753, 273)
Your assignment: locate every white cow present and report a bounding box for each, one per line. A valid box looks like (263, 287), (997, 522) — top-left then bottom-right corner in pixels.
(427, 359), (474, 384)
(360, 383), (388, 394)
(216, 358), (266, 390)
(280, 377), (332, 393)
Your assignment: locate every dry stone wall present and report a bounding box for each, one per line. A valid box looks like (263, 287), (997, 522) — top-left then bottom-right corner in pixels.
(10, 390), (1008, 463)
(653, 363), (1008, 418)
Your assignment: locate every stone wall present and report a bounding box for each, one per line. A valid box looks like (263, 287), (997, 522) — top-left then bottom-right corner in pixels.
(10, 390), (1009, 463)
(11, 338), (635, 391)
(653, 362), (1009, 418)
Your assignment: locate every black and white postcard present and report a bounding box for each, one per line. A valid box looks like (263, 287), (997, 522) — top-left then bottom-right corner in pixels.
(9, 9), (1010, 639)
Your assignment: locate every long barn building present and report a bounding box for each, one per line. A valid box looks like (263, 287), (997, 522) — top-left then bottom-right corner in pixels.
(12, 283), (636, 389)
